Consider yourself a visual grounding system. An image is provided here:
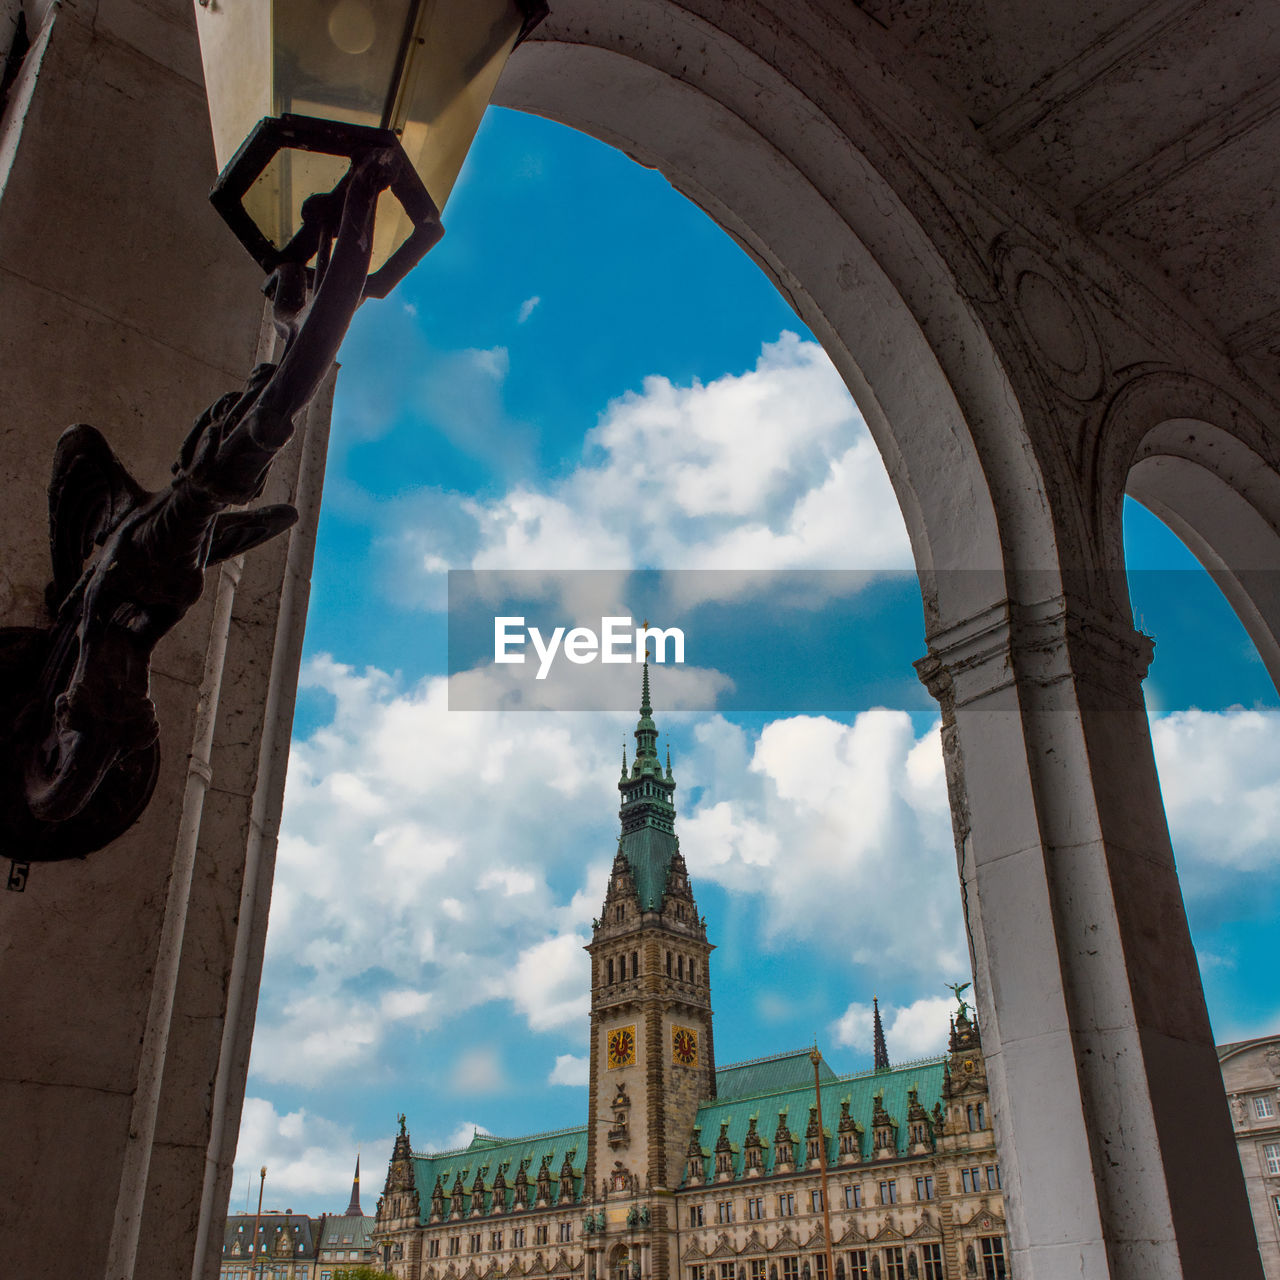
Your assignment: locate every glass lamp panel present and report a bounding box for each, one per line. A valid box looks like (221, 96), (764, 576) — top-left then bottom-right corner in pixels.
(193, 0), (275, 174)
(272, 0), (413, 128)
(242, 150), (351, 252)
(195, 0), (524, 273)
(392, 0), (524, 210)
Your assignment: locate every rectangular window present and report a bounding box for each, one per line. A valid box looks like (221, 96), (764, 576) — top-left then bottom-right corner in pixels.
(812, 1254), (827, 1280)
(690, 1205), (705, 1227)
(778, 1193), (796, 1216)
(985, 1164), (1001, 1191)
(980, 1238), (1007, 1280)
(535, 1225), (549, 1246)
(448, 1239), (460, 1257)
(1273, 1194), (1280, 1225)
(1264, 1143), (1280, 1176)
(844, 1184), (862, 1209)
(961, 1167), (981, 1193)
(428, 1240), (440, 1258)
(471, 1234), (482, 1253)
(1256, 1094), (1276, 1119)
(688, 1267), (706, 1280)
(720, 1264), (736, 1280)
(883, 1247), (905, 1280)
(491, 1232), (503, 1250)
(513, 1229), (526, 1247)
(781, 1257), (799, 1280)
(921, 1243), (943, 1280)
(878, 1180), (897, 1205)
(750, 1260), (767, 1280)
(747, 1197), (765, 1221)
(810, 1189), (823, 1213)
(717, 1201), (734, 1224)
(914, 1176), (935, 1201)
(845, 1251), (869, 1280)
(559, 1222), (572, 1243)
(321, 1274), (332, 1280)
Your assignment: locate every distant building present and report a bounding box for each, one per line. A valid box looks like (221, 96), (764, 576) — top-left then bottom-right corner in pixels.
(1219, 1035), (1280, 1277)
(219, 1210), (320, 1279)
(373, 669), (1008, 1279)
(218, 1157), (376, 1280)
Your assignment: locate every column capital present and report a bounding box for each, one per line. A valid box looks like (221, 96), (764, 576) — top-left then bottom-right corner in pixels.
(915, 593), (1154, 716)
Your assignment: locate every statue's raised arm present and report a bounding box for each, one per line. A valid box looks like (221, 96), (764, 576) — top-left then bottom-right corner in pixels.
(1, 148), (435, 862)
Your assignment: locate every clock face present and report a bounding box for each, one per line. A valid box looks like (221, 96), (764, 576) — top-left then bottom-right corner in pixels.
(672, 1025), (698, 1066)
(608, 1025), (637, 1069)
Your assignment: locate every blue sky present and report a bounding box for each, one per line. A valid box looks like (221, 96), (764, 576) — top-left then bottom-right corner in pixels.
(230, 106), (1280, 1217)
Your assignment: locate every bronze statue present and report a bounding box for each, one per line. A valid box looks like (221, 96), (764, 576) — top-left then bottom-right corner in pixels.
(0, 148), (436, 861)
(945, 981), (972, 1021)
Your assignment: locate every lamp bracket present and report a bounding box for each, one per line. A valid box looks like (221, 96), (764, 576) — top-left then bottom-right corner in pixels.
(210, 114), (443, 300)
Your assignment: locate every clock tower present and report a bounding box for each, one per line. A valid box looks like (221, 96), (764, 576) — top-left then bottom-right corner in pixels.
(585, 663), (716, 1220)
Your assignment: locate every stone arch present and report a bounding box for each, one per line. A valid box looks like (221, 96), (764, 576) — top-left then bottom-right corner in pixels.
(1097, 370), (1280, 690)
(483, 13), (1265, 1279)
(495, 15), (1063, 630)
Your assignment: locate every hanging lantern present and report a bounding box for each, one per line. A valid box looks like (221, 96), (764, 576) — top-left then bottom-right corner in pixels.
(193, 0), (547, 296)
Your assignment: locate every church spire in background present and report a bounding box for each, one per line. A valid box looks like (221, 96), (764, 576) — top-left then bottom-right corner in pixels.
(873, 996), (890, 1072)
(345, 1153), (363, 1217)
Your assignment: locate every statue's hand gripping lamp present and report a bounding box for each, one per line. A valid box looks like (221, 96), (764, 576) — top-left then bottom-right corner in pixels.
(0, 0), (545, 868)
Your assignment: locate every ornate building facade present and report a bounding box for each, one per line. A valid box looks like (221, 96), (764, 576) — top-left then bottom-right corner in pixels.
(373, 671), (1008, 1280)
(1220, 1035), (1280, 1278)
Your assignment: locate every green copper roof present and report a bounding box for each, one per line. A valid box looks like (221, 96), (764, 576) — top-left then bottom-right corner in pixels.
(619, 825), (677, 909)
(411, 1126), (589, 1223)
(716, 1048), (838, 1101)
(617, 662), (679, 908)
(683, 1057), (947, 1183)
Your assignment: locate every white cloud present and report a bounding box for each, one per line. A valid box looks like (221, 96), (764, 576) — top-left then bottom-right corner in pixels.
(517, 295), (541, 324)
(250, 657), (632, 1088)
(831, 996), (954, 1060)
(232, 1097), (386, 1214)
(382, 334), (911, 605)
(508, 933), (592, 1032)
(1151, 707), (1280, 887)
(549, 1054), (589, 1086)
(681, 710), (967, 978)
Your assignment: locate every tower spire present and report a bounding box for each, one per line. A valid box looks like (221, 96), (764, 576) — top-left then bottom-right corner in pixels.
(872, 996), (890, 1072)
(613, 663), (678, 908)
(345, 1153), (363, 1217)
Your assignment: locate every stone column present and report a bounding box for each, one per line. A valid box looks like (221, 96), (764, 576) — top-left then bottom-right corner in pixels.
(917, 592), (1263, 1279)
(0, 4), (324, 1278)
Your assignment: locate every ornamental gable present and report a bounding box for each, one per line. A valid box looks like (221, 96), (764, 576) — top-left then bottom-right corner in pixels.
(709, 1233), (736, 1258)
(959, 1206), (1006, 1232)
